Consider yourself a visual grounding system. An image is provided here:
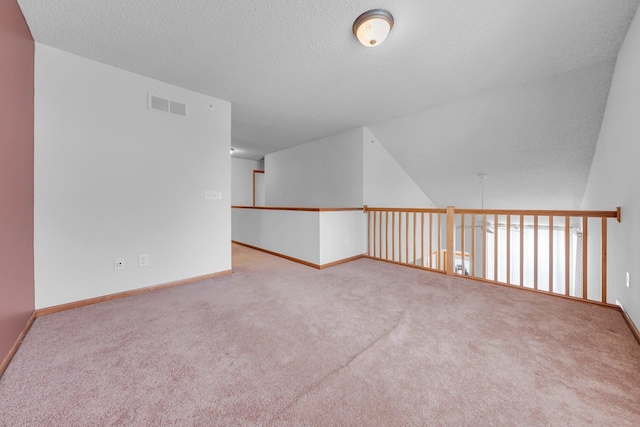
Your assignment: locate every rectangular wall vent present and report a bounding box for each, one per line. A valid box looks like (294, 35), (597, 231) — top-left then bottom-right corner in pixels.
(169, 100), (187, 116)
(150, 95), (169, 113)
(148, 94), (187, 117)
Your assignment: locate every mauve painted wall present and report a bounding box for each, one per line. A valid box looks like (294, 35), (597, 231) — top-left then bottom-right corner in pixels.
(0, 1), (35, 359)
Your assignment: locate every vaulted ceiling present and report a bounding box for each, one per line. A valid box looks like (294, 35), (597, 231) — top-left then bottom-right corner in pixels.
(18, 0), (640, 208)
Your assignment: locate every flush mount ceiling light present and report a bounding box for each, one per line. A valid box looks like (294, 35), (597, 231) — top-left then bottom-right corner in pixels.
(353, 9), (394, 47)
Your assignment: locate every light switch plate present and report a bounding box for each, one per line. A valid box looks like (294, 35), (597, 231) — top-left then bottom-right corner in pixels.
(139, 254), (149, 267)
(205, 190), (222, 200)
(627, 272), (630, 288)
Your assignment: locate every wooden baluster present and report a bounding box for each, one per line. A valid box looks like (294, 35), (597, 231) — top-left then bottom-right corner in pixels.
(386, 211), (389, 261)
(421, 212), (425, 267)
(602, 217), (608, 304)
(471, 214), (476, 277)
(494, 214), (498, 281)
(460, 214), (465, 275)
(429, 213), (433, 268)
(519, 214), (524, 287)
(549, 215), (554, 293)
(413, 212), (417, 266)
(438, 213), (442, 270)
(374, 212), (378, 258)
(482, 214), (487, 279)
(379, 211), (382, 259)
(392, 212), (396, 262)
(367, 210), (371, 256)
(582, 217), (588, 300)
(399, 212), (403, 263)
(405, 212), (409, 264)
(506, 215), (511, 284)
(534, 216), (538, 290)
(565, 216), (570, 296)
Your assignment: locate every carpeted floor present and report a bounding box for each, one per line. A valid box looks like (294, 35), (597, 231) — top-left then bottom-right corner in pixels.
(1, 244), (639, 426)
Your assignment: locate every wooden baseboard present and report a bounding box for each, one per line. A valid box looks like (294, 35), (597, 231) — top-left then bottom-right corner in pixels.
(1, 271), (232, 378)
(35, 270), (232, 317)
(319, 254), (366, 269)
(364, 255), (445, 274)
(365, 255), (620, 310)
(233, 241), (321, 268)
(0, 311), (36, 379)
(619, 304), (640, 345)
(233, 241), (364, 270)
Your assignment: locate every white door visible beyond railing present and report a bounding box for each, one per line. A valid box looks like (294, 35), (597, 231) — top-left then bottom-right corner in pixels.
(364, 206), (620, 306)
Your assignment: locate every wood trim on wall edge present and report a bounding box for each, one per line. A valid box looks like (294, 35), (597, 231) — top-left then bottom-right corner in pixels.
(252, 169), (264, 207)
(232, 206), (364, 212)
(0, 311), (36, 379)
(232, 241), (364, 269)
(318, 254), (366, 269)
(1, 270), (232, 378)
(34, 270), (232, 317)
(619, 303), (640, 345)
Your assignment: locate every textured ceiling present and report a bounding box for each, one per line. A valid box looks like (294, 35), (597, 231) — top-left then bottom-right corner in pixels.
(18, 0), (640, 208)
(369, 59), (616, 209)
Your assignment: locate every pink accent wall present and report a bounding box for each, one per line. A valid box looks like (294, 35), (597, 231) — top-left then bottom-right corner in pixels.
(0, 1), (35, 361)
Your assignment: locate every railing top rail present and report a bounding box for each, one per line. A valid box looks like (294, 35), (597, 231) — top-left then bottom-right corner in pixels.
(453, 208), (619, 219)
(364, 207), (447, 213)
(364, 206), (619, 220)
(232, 206), (364, 212)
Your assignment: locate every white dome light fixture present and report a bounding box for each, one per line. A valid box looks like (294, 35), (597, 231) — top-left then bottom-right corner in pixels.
(353, 9), (394, 47)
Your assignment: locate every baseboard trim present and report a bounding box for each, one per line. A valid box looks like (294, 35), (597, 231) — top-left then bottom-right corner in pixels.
(318, 254), (366, 269)
(364, 256), (446, 275)
(0, 311), (36, 379)
(365, 255), (620, 310)
(233, 241), (364, 270)
(233, 241), (322, 268)
(35, 270), (232, 317)
(618, 304), (640, 345)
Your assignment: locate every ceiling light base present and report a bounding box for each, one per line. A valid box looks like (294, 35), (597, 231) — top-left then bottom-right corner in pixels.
(353, 9), (394, 47)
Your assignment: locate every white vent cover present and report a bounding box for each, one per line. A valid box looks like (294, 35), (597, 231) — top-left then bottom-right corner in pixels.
(148, 94), (187, 117)
(150, 95), (169, 113)
(169, 100), (186, 116)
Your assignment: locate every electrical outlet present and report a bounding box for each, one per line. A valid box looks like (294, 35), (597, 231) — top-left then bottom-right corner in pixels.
(626, 272), (630, 288)
(139, 254), (149, 267)
(114, 258), (124, 271)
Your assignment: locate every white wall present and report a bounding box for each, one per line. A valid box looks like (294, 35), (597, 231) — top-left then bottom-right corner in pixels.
(231, 157), (263, 206)
(232, 209), (320, 265)
(319, 211), (367, 265)
(254, 172), (265, 206)
(582, 8), (640, 326)
(363, 127), (435, 208)
(232, 208), (366, 266)
(34, 44), (231, 308)
(265, 128), (363, 207)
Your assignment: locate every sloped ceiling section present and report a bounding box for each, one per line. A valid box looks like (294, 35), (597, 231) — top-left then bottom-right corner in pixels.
(371, 61), (614, 209)
(17, 0), (640, 208)
(369, 60), (617, 209)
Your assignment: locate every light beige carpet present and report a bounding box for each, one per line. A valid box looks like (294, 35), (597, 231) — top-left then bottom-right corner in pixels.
(1, 244), (639, 426)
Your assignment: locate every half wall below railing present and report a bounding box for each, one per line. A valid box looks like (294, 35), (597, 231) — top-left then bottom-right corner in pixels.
(364, 206), (621, 306)
(232, 206), (366, 269)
